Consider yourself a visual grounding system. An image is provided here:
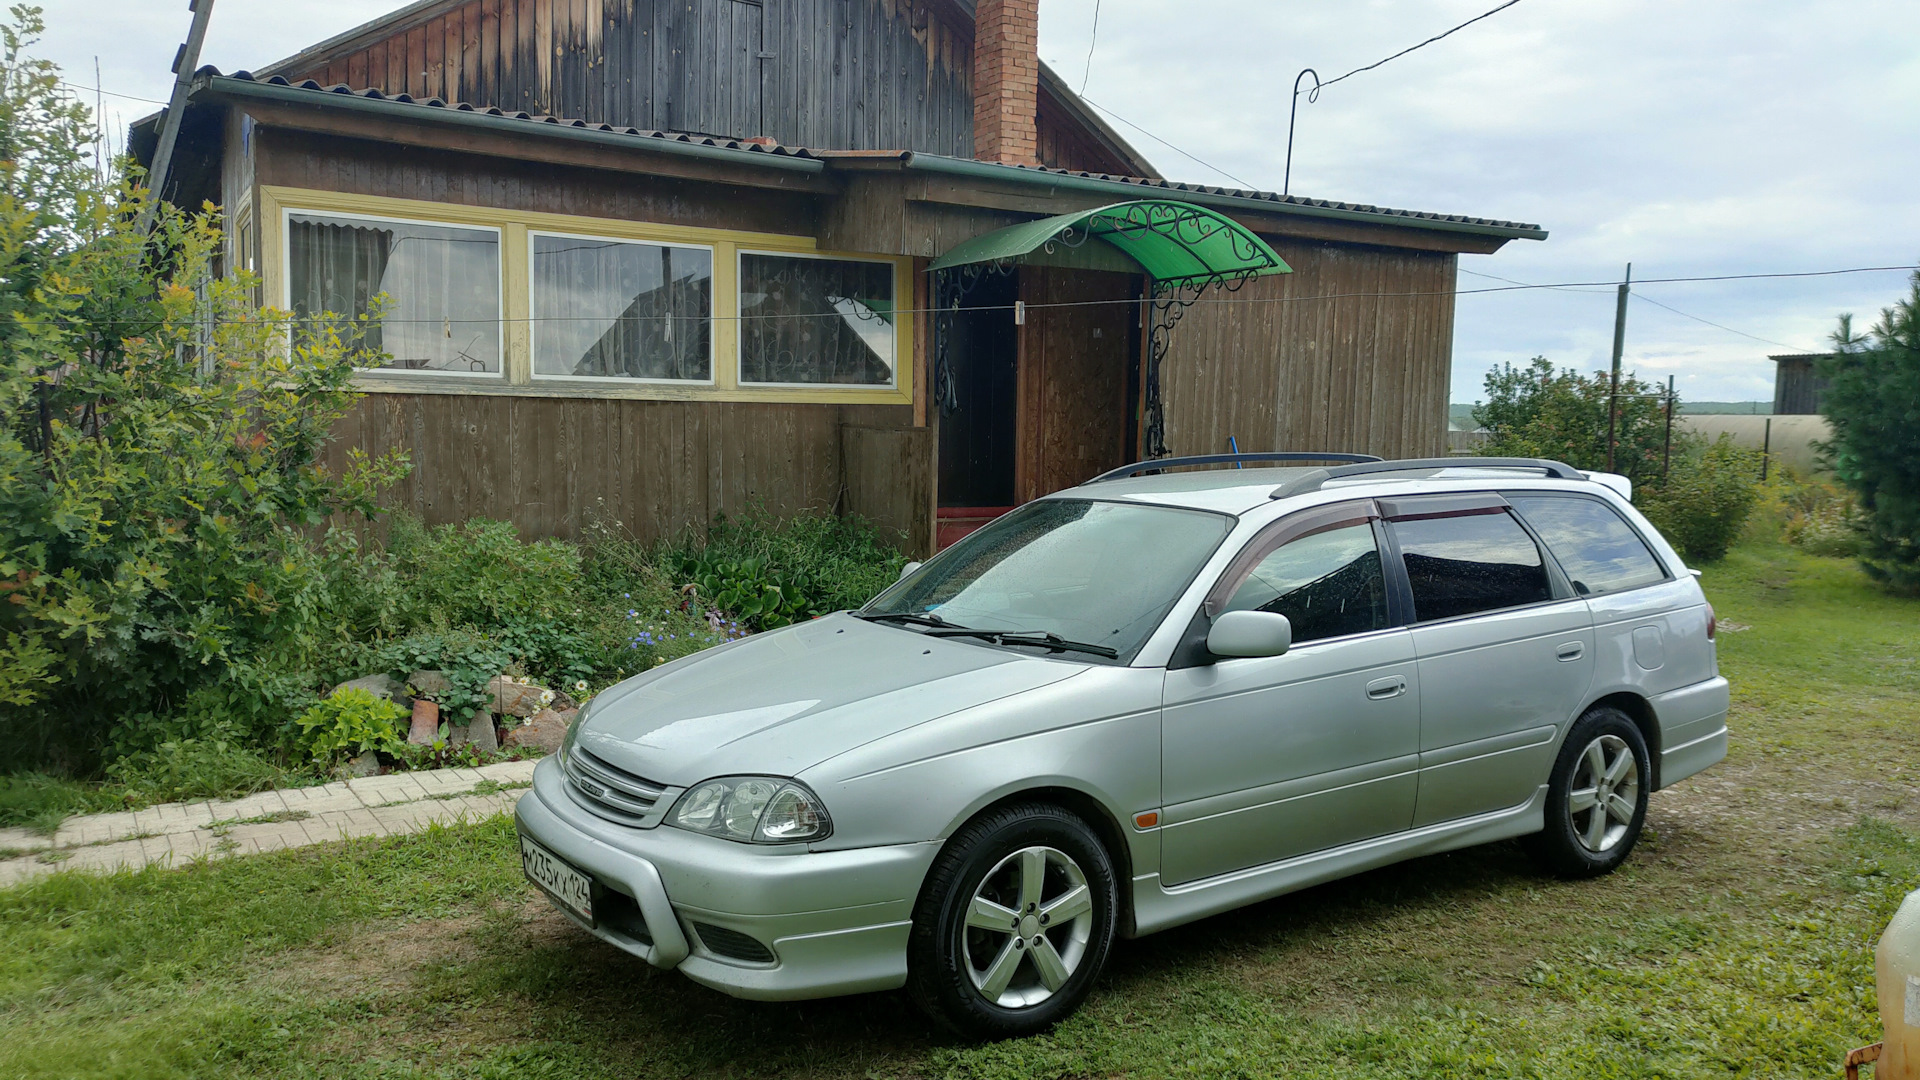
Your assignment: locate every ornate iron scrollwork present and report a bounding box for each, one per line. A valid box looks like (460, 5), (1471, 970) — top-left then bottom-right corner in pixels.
(932, 259), (1017, 417)
(1142, 269), (1259, 460)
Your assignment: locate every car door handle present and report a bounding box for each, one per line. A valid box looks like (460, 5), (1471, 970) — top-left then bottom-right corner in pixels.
(1365, 676), (1408, 700)
(1556, 642), (1586, 662)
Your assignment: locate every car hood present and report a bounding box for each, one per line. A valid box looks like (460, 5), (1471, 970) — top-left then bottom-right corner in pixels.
(573, 612), (1088, 785)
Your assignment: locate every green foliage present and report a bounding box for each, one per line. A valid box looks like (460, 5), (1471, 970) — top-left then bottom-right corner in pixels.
(387, 516), (582, 628)
(1472, 357), (1673, 485)
(292, 688), (409, 766)
(0, 11), (405, 769)
(1636, 435), (1764, 562)
(376, 628), (511, 725)
(101, 739), (284, 805)
(662, 509), (906, 631)
(0, 772), (107, 833)
(1820, 271), (1920, 593)
(1766, 470), (1869, 558)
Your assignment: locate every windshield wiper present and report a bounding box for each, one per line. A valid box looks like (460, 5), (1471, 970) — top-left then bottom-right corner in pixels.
(852, 610), (951, 628)
(920, 627), (1119, 659)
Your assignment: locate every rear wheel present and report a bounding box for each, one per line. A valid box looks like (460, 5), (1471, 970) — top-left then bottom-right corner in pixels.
(1527, 706), (1650, 878)
(907, 803), (1116, 1038)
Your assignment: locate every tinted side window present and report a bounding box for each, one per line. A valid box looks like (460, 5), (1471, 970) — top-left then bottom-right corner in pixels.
(1508, 495), (1666, 596)
(1222, 523), (1389, 644)
(1392, 510), (1552, 622)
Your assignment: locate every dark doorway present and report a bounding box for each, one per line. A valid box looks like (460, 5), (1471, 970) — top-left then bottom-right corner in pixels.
(936, 271), (1019, 510)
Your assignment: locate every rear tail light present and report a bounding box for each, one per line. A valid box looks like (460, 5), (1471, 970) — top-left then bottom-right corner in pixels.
(1706, 603), (1717, 641)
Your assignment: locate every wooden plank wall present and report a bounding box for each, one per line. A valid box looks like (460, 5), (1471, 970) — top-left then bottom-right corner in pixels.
(1161, 240), (1458, 461)
(1016, 267), (1138, 500)
(326, 396), (931, 552)
(283, 0), (976, 156)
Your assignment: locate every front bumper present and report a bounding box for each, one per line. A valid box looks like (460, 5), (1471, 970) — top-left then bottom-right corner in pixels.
(514, 756), (940, 1001)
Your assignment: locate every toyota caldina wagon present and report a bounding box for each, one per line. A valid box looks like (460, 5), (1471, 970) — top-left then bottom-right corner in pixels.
(516, 455), (1729, 1037)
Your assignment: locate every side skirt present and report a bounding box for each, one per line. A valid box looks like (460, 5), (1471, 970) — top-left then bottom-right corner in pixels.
(1129, 786), (1548, 937)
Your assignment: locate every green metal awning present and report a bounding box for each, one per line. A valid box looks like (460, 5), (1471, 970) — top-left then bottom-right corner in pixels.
(927, 199), (1290, 286)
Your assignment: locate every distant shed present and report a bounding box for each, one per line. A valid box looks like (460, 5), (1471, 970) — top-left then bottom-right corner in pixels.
(1771, 353), (1833, 415)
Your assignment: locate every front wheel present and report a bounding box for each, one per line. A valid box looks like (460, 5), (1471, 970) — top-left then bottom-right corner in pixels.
(1526, 706), (1651, 878)
(907, 803), (1117, 1038)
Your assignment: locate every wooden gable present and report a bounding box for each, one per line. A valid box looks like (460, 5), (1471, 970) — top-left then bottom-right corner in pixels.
(263, 0), (1146, 171)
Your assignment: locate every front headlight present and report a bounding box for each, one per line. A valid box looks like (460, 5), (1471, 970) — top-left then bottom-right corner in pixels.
(669, 776), (833, 844)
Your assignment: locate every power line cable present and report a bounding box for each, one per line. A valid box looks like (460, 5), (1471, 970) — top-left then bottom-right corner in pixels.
(59, 82), (169, 106)
(1631, 292), (1810, 352)
(1312, 0), (1525, 94)
(43, 264), (1920, 329)
(1458, 266), (1612, 295)
(1079, 0), (1102, 95)
(1076, 95), (1256, 189)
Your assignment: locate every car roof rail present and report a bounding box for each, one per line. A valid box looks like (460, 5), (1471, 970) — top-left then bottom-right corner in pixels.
(1086, 452), (1383, 484)
(1269, 457), (1587, 500)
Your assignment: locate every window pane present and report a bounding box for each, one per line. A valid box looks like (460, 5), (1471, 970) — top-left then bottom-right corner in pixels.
(1394, 511), (1552, 622)
(1222, 523), (1389, 644)
(1509, 495), (1666, 596)
(287, 213), (500, 373)
(868, 500), (1231, 662)
(533, 236), (712, 380)
(739, 253), (895, 385)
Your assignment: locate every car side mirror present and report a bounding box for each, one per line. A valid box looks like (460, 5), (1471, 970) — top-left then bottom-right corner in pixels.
(898, 561), (922, 581)
(1207, 610), (1293, 659)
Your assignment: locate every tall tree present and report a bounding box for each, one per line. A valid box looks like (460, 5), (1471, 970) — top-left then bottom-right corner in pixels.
(1821, 271), (1920, 594)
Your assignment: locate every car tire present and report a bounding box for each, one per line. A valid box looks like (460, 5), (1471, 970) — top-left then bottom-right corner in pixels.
(1526, 706), (1652, 878)
(906, 802), (1117, 1039)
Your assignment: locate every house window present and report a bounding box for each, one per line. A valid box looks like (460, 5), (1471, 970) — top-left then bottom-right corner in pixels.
(531, 233), (714, 382)
(738, 252), (897, 386)
(285, 211), (502, 375)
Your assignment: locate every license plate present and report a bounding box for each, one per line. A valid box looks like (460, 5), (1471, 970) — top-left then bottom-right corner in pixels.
(520, 834), (593, 922)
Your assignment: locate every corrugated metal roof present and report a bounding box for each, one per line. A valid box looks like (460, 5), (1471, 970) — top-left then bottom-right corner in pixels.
(205, 69), (825, 161)
(974, 163), (1543, 234)
(187, 69), (1544, 239)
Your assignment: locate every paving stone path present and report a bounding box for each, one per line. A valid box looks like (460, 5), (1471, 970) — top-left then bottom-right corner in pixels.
(0, 759), (538, 889)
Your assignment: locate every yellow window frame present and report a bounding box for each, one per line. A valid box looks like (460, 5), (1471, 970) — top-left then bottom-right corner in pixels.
(259, 184), (915, 405)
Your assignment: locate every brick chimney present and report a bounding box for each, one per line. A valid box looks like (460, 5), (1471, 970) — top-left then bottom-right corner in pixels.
(972, 0), (1040, 165)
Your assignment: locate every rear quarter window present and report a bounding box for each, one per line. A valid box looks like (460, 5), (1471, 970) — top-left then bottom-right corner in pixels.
(1508, 494), (1667, 596)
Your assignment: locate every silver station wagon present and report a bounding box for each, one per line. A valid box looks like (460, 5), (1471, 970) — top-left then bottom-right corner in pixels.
(515, 454), (1729, 1037)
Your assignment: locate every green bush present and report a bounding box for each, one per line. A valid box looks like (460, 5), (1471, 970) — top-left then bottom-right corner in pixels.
(662, 510), (906, 631)
(0, 773), (109, 833)
(1473, 357), (1672, 486)
(0, 13), (403, 769)
(386, 516), (582, 628)
(1637, 435), (1764, 562)
(292, 688), (410, 766)
(1820, 273), (1920, 593)
(373, 628), (511, 726)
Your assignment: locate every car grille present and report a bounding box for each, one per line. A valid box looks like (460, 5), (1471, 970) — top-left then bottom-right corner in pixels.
(694, 922), (775, 964)
(564, 747), (671, 826)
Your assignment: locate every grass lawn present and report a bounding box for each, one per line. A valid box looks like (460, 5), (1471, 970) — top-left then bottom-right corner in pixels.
(2, 538), (1915, 1079)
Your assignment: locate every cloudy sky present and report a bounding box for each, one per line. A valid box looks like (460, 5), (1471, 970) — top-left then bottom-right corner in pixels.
(34, 0), (1920, 404)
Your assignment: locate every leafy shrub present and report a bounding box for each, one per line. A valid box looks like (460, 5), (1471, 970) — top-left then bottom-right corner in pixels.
(662, 510), (906, 631)
(374, 628), (512, 725)
(1637, 435), (1764, 562)
(293, 688), (410, 766)
(1474, 358), (1673, 486)
(0, 13), (403, 768)
(387, 516), (582, 628)
(1820, 273), (1920, 593)
(102, 739), (285, 804)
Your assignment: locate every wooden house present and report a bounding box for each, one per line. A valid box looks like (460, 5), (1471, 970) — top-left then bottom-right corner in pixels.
(135, 0), (1545, 556)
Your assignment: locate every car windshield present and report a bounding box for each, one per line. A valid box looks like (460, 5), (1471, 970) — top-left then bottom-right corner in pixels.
(863, 499), (1233, 662)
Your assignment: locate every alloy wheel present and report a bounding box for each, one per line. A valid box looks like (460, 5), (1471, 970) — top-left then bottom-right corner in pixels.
(961, 845), (1096, 1008)
(1568, 733), (1640, 853)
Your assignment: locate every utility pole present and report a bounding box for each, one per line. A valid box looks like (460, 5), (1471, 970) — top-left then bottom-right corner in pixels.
(1662, 374), (1675, 479)
(1605, 262), (1631, 472)
(138, 0), (216, 232)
